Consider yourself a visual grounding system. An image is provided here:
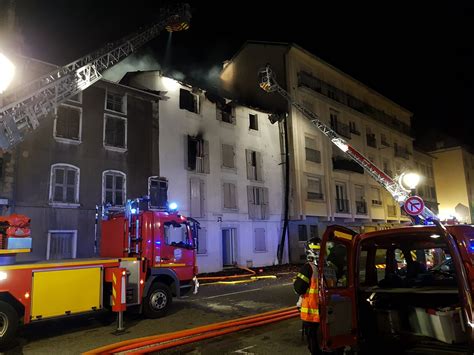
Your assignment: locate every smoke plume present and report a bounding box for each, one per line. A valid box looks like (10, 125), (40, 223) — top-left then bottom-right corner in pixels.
(103, 52), (161, 82)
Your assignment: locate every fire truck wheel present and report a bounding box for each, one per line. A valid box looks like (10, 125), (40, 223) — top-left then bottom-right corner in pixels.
(143, 282), (172, 318)
(0, 301), (18, 347)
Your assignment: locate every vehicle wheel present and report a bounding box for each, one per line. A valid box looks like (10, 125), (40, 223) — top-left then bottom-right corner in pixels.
(0, 301), (19, 348)
(143, 282), (172, 319)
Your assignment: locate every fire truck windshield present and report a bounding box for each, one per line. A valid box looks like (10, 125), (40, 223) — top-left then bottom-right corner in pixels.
(164, 221), (193, 249)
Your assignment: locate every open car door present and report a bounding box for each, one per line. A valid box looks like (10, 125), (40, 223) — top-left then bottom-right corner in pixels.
(319, 225), (358, 351)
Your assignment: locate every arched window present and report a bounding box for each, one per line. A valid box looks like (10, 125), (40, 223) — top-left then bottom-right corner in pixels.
(49, 164), (80, 204)
(102, 170), (126, 206)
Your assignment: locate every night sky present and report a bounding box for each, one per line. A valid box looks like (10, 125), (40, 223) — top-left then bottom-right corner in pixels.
(13, 1), (474, 149)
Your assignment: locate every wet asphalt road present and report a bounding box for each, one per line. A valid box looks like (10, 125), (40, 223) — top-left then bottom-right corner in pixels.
(2, 273), (309, 355)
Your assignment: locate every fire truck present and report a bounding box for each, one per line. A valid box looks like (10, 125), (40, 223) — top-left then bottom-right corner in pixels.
(259, 67), (474, 353)
(0, 3), (199, 347)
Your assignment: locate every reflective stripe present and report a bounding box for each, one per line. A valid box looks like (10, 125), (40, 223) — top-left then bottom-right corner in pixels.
(297, 273), (310, 283)
(307, 288), (317, 294)
(300, 307), (319, 315)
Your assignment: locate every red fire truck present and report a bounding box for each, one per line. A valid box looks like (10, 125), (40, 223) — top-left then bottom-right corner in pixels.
(0, 198), (199, 346)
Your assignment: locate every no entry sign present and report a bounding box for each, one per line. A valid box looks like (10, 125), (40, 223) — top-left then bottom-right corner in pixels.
(404, 196), (425, 216)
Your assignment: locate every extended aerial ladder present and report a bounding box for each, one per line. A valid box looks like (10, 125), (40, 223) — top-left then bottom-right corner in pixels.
(258, 65), (438, 222)
(0, 3), (191, 150)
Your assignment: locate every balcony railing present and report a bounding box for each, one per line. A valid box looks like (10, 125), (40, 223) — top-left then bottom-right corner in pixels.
(298, 71), (412, 136)
(356, 201), (367, 214)
(332, 157), (364, 174)
(335, 198), (350, 213)
(372, 199), (383, 206)
(366, 134), (377, 148)
(387, 205), (397, 217)
(394, 146), (410, 160)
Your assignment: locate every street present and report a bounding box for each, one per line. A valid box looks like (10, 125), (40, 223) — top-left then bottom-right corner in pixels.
(3, 273), (309, 355)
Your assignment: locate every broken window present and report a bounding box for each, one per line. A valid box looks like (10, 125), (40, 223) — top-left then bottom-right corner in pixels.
(55, 105), (81, 141)
(104, 114), (126, 150)
(106, 92), (126, 113)
(223, 182), (237, 210)
(50, 164), (79, 204)
(188, 136), (210, 173)
(247, 186), (269, 220)
(249, 114), (258, 130)
(180, 89), (199, 113)
(102, 170), (126, 207)
(246, 149), (263, 181)
(217, 101), (234, 124)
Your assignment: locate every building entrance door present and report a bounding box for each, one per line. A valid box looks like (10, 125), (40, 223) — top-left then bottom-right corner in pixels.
(222, 228), (237, 267)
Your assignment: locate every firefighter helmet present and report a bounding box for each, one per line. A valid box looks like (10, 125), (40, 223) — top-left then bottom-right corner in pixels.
(305, 237), (321, 263)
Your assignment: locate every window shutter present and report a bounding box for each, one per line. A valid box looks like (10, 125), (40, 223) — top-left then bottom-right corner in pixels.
(256, 151), (263, 181)
(246, 150), (253, 179)
(190, 178), (202, 217)
(223, 183), (231, 209)
(197, 227), (207, 254)
(254, 228), (266, 252)
(247, 186), (255, 219)
(203, 140), (210, 173)
(222, 144), (234, 168)
(230, 183), (236, 209)
(262, 187), (269, 220)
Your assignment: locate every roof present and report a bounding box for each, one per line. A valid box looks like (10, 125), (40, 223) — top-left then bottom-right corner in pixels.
(226, 40), (413, 116)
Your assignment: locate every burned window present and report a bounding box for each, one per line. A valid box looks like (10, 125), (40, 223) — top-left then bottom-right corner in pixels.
(55, 105), (81, 141)
(50, 164), (79, 204)
(187, 136), (209, 173)
(104, 114), (126, 150)
(106, 92), (126, 113)
(148, 177), (168, 209)
(249, 114), (258, 130)
(180, 89), (199, 113)
(217, 101), (234, 124)
(103, 171), (125, 207)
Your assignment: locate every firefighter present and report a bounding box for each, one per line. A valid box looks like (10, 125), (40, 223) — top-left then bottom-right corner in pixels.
(294, 237), (322, 355)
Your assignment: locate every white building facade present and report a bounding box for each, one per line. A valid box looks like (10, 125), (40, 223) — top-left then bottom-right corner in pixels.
(123, 71), (284, 273)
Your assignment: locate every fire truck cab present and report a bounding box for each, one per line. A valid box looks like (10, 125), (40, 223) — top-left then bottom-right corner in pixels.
(318, 224), (474, 354)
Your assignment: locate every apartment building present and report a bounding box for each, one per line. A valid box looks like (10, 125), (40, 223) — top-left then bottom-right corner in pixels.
(0, 56), (160, 261)
(430, 144), (474, 223)
(413, 148), (438, 214)
(121, 71), (284, 273)
(221, 41), (415, 262)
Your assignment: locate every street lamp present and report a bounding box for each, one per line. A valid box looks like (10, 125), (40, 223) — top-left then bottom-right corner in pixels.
(0, 52), (15, 93)
(398, 172), (421, 192)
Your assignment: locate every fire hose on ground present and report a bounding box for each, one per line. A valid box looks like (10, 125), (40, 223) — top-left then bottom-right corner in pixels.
(197, 266), (278, 285)
(84, 307), (299, 354)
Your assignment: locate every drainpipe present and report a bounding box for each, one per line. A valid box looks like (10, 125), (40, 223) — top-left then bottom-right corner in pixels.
(277, 116), (290, 265)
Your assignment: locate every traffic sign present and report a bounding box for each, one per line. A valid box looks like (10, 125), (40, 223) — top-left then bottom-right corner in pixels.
(404, 196), (425, 216)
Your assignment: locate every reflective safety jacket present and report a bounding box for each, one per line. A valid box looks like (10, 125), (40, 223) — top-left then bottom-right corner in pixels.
(299, 262), (320, 323)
